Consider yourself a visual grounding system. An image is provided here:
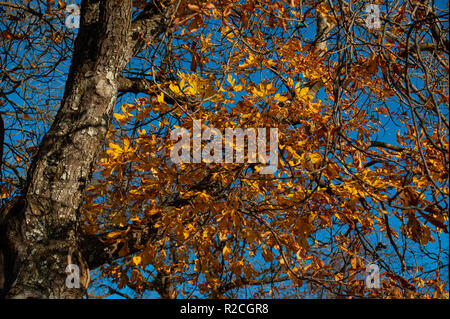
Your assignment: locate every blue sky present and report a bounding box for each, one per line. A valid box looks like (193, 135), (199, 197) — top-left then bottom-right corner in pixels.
(1, 0), (448, 298)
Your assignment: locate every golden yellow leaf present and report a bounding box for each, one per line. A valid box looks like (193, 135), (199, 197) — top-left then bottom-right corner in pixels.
(133, 256), (141, 266)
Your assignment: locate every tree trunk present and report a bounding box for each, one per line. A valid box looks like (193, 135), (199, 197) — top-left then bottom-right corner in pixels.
(0, 0), (135, 298)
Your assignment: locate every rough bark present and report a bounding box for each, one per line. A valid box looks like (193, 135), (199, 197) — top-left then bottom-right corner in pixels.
(0, 0), (167, 298)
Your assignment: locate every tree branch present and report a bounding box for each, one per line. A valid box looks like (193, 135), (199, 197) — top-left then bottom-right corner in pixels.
(369, 141), (404, 152)
(80, 220), (160, 269)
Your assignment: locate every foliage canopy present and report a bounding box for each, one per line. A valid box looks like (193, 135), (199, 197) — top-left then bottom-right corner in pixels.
(0, 0), (448, 298)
